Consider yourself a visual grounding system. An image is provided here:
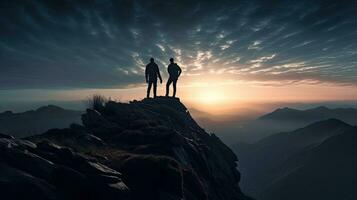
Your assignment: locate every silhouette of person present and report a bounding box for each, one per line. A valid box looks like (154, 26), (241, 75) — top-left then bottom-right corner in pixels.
(165, 58), (182, 97)
(145, 57), (162, 98)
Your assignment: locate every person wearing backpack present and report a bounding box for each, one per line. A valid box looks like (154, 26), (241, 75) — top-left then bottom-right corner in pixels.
(165, 58), (182, 97)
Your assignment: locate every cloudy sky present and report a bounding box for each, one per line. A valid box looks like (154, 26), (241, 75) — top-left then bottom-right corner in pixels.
(1, 0), (357, 112)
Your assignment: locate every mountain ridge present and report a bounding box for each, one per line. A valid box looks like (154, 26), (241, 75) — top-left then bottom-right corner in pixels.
(261, 126), (357, 200)
(0, 97), (251, 200)
(233, 118), (353, 198)
(259, 106), (357, 125)
(0, 105), (83, 137)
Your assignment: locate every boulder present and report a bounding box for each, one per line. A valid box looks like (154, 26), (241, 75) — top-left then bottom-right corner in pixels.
(109, 154), (183, 200)
(81, 109), (119, 133)
(76, 134), (106, 147)
(0, 163), (58, 200)
(0, 133), (14, 139)
(0, 137), (131, 200)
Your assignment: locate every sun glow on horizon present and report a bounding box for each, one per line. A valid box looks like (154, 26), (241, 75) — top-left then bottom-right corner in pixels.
(1, 79), (357, 115)
(193, 85), (233, 104)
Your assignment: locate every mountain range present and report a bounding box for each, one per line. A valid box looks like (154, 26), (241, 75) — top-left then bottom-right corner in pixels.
(0, 105), (83, 138)
(233, 118), (357, 200)
(259, 106), (357, 124)
(262, 126), (357, 200)
(230, 106), (357, 142)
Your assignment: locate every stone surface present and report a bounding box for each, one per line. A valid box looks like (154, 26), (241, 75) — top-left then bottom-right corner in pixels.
(1, 97), (251, 200)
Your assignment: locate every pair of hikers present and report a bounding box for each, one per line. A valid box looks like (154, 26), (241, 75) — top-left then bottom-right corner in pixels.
(145, 57), (182, 98)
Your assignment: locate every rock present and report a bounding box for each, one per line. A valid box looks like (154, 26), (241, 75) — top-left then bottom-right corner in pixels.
(81, 109), (119, 133)
(109, 154), (183, 200)
(0, 136), (130, 200)
(76, 134), (106, 147)
(114, 128), (175, 145)
(0, 138), (17, 149)
(0, 146), (56, 181)
(0, 133), (14, 139)
(15, 139), (37, 150)
(0, 163), (59, 200)
(50, 165), (88, 199)
(87, 174), (121, 184)
(82, 161), (121, 176)
(10, 97), (249, 200)
(69, 123), (86, 130)
(37, 140), (63, 152)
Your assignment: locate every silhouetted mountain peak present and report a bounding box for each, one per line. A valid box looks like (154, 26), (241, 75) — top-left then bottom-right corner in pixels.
(0, 110), (13, 115)
(300, 118), (351, 131)
(309, 106), (329, 111)
(260, 125), (357, 200)
(233, 118), (355, 199)
(1, 97), (251, 200)
(277, 107), (297, 112)
(255, 118), (352, 149)
(36, 105), (66, 113)
(281, 107), (294, 110)
(259, 106), (357, 125)
(259, 107), (300, 120)
(0, 105), (83, 137)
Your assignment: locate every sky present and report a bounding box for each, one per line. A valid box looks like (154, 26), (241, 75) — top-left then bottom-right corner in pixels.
(1, 0), (357, 113)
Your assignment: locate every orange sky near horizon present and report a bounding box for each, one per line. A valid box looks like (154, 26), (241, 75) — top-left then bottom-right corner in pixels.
(3, 78), (355, 115)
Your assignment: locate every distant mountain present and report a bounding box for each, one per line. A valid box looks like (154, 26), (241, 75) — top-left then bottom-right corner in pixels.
(259, 106), (357, 125)
(232, 119), (353, 198)
(0, 105), (83, 137)
(0, 97), (251, 200)
(262, 126), (357, 200)
(230, 106), (357, 142)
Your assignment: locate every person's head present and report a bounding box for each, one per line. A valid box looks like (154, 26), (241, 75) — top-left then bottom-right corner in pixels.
(169, 58), (174, 63)
(150, 57), (154, 62)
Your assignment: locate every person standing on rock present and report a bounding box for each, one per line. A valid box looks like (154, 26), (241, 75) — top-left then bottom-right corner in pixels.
(165, 58), (182, 97)
(145, 57), (162, 98)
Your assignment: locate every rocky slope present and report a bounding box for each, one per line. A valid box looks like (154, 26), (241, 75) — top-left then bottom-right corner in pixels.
(0, 97), (251, 200)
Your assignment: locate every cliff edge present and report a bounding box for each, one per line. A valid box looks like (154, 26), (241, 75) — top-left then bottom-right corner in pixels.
(1, 97), (250, 200)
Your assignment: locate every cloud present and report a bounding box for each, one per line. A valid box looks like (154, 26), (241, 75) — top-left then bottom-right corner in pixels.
(0, 0), (357, 89)
(248, 40), (263, 50)
(250, 54), (276, 63)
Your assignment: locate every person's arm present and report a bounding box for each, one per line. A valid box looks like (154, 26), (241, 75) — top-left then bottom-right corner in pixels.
(145, 65), (149, 83)
(156, 64), (162, 83)
(177, 64), (182, 77)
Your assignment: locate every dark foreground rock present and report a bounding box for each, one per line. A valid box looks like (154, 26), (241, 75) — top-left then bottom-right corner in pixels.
(1, 97), (251, 200)
(0, 138), (129, 200)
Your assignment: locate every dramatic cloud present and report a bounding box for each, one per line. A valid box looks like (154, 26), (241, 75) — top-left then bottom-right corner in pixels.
(1, 0), (357, 89)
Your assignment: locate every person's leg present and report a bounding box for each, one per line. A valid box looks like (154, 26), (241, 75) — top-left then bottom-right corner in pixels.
(147, 81), (152, 98)
(172, 79), (177, 97)
(153, 81), (157, 98)
(166, 78), (172, 96)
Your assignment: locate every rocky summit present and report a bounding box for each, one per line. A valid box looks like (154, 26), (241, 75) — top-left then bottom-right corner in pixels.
(0, 97), (251, 200)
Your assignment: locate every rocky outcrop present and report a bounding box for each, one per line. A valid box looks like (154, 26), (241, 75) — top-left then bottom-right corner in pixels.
(0, 138), (129, 200)
(1, 97), (251, 200)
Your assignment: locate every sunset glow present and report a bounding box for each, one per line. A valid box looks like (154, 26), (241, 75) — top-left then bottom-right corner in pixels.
(1, 0), (357, 115)
(2, 78), (356, 115)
